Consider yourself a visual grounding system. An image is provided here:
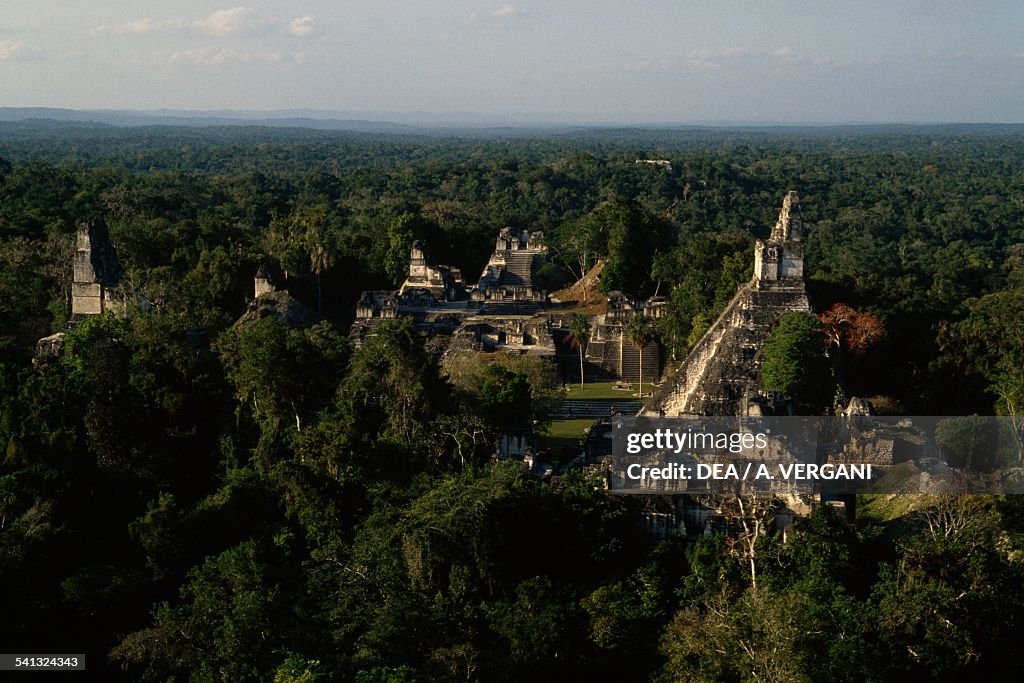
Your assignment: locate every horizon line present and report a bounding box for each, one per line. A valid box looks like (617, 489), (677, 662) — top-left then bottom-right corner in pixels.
(1, 106), (1023, 128)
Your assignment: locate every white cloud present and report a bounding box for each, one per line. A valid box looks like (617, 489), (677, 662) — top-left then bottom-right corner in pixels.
(0, 40), (26, 60)
(0, 40), (44, 60)
(688, 47), (749, 60)
(770, 46), (800, 63)
(93, 18), (185, 35)
(194, 7), (257, 37)
(168, 47), (301, 65)
(94, 9), (314, 40)
(469, 5), (522, 26)
(684, 46), (820, 70)
(288, 16), (315, 38)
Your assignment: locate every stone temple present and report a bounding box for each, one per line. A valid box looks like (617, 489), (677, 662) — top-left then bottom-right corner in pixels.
(350, 229), (561, 357)
(71, 218), (124, 317)
(630, 192), (832, 536)
(473, 228), (548, 306)
(350, 227), (669, 388)
(400, 240), (466, 301)
(646, 190), (811, 416)
(583, 290), (666, 387)
(37, 218), (126, 361)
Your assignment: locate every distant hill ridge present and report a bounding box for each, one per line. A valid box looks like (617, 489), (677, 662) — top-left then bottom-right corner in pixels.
(0, 108), (419, 133)
(2, 107), (1023, 134)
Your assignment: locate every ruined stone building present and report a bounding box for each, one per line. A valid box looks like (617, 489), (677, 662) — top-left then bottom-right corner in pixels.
(351, 230), (558, 356)
(646, 191), (811, 416)
(350, 245), (478, 345)
(36, 218), (126, 360)
(474, 228), (547, 307)
(584, 291), (666, 385)
(624, 192), (822, 536)
(254, 264), (276, 298)
(400, 241), (466, 301)
(72, 218), (125, 317)
(234, 265), (322, 330)
(351, 194), (813, 414)
(453, 228), (558, 353)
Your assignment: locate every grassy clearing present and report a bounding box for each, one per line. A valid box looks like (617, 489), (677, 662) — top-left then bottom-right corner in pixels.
(540, 418), (598, 450)
(560, 380), (641, 401)
(858, 491), (938, 525)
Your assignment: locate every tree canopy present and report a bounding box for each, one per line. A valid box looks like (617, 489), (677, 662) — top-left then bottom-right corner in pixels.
(2, 125), (1024, 680)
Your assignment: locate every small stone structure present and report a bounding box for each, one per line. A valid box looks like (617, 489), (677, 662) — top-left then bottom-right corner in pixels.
(234, 266), (321, 329)
(33, 332), (65, 364)
(254, 264), (276, 298)
(584, 291), (665, 385)
(400, 241), (466, 301)
(235, 290), (321, 330)
(71, 218), (124, 317)
(355, 290), (399, 321)
(635, 159), (673, 171)
(646, 191), (811, 416)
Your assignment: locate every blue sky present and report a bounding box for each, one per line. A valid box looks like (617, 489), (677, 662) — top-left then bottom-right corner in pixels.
(1, 1), (1022, 123)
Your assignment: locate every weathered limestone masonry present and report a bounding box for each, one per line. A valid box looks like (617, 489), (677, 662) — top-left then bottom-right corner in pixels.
(451, 228), (556, 353)
(351, 230), (557, 354)
(254, 264), (276, 298)
(37, 218), (125, 361)
(234, 265), (321, 330)
(585, 291), (665, 384)
(71, 218), (124, 317)
(400, 240), (465, 301)
(350, 241), (472, 345)
(474, 228), (547, 304)
(646, 191), (811, 416)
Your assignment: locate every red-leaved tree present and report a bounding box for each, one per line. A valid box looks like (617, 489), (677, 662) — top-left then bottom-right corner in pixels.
(819, 303), (885, 358)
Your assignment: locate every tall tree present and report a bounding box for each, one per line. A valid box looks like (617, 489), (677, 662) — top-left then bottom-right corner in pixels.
(551, 215), (607, 297)
(819, 303), (885, 361)
(265, 203), (341, 314)
(215, 318), (348, 440)
(761, 312), (833, 414)
(300, 205), (339, 315)
(942, 288), (1024, 419)
(627, 314), (655, 398)
(601, 198), (671, 297)
(568, 314), (591, 388)
(338, 317), (445, 452)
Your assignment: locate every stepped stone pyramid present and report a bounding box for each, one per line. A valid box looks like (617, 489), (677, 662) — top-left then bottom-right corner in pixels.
(475, 228), (547, 303)
(646, 191), (811, 416)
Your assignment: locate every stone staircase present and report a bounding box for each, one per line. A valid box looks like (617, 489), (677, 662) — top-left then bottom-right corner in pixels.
(548, 399), (642, 418)
(501, 251), (535, 287)
(480, 300), (543, 316)
(647, 279), (812, 416)
(617, 341), (661, 384)
(647, 283), (751, 414)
